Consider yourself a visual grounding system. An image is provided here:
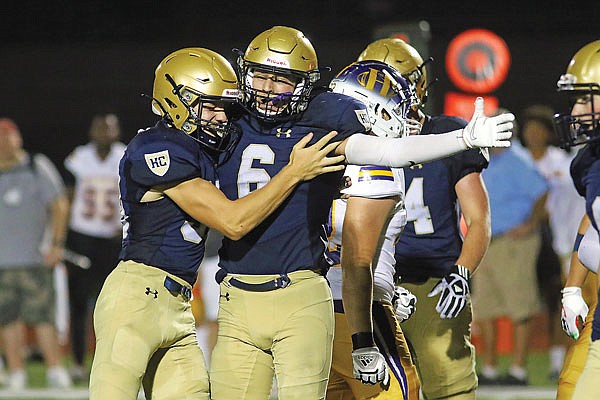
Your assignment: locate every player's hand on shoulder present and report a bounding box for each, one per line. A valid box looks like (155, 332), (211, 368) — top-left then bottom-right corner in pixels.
(393, 286), (417, 322)
(561, 286), (588, 340)
(351, 346), (390, 388)
(460, 97), (514, 149)
(288, 131), (346, 180)
(428, 264), (470, 319)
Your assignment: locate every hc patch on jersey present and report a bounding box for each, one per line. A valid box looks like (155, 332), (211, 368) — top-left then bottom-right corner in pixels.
(144, 150), (170, 176)
(358, 166), (393, 182)
(354, 109), (371, 132)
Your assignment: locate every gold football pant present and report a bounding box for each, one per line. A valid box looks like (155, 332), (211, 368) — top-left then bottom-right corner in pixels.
(401, 278), (477, 399)
(209, 269), (334, 400)
(89, 260), (209, 399)
(557, 273), (598, 400)
(326, 301), (420, 400)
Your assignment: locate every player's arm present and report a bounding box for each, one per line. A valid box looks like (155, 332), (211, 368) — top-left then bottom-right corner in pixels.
(164, 132), (344, 240)
(334, 97), (514, 166)
(455, 172), (491, 274)
(342, 195), (396, 386)
(427, 172), (490, 319)
(562, 213), (593, 340)
(44, 193), (70, 267)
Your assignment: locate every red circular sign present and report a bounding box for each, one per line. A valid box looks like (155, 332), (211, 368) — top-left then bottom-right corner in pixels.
(446, 29), (511, 94)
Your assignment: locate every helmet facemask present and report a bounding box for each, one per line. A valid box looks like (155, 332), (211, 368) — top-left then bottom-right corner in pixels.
(554, 74), (600, 150)
(237, 58), (319, 123)
(161, 73), (240, 153)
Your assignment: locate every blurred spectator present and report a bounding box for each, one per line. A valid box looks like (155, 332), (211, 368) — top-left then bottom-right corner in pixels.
(520, 104), (586, 379)
(62, 113), (125, 382)
(0, 118), (72, 389)
(472, 120), (549, 385)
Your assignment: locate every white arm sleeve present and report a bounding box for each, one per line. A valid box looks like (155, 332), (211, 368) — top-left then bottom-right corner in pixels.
(344, 131), (468, 168)
(578, 225), (600, 273)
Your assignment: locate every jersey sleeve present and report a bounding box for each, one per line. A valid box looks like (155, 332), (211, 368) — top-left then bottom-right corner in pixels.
(305, 92), (370, 142)
(457, 148), (489, 178)
(340, 164), (403, 198)
(127, 135), (203, 187)
(335, 96), (371, 140)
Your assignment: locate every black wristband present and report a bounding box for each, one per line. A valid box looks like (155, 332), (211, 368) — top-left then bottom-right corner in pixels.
(351, 332), (375, 350)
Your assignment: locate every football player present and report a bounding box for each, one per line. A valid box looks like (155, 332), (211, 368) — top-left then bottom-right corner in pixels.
(553, 39), (600, 399)
(557, 213), (598, 399)
(211, 26), (513, 400)
(324, 60), (421, 400)
(88, 47), (346, 399)
(358, 38), (490, 399)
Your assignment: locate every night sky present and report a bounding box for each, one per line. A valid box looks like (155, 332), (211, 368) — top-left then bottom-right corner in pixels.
(1, 0), (598, 165)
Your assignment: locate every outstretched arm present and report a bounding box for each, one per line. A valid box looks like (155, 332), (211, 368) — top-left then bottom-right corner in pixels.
(336, 97), (514, 167)
(164, 132), (345, 240)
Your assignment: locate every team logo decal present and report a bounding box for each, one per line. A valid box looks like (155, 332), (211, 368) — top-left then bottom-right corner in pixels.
(276, 128), (292, 138)
(354, 109), (371, 131)
(145, 150), (170, 176)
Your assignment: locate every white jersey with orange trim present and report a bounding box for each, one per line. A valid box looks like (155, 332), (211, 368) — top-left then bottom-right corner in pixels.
(64, 142), (126, 238)
(325, 164), (406, 304)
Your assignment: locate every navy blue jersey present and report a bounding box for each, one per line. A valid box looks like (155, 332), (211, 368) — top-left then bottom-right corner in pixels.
(217, 92), (369, 275)
(394, 115), (488, 282)
(119, 121), (217, 285)
(571, 144), (600, 341)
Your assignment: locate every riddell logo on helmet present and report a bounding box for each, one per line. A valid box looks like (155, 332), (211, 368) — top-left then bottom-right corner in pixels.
(266, 57), (290, 67)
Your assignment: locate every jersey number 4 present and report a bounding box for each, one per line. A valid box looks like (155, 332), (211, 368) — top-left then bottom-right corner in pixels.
(405, 177), (434, 235)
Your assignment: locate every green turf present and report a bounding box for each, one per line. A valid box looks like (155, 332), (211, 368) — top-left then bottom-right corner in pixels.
(1, 350), (559, 399)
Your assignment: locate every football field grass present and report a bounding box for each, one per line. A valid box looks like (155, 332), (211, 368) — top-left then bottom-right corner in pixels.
(0, 352), (559, 399)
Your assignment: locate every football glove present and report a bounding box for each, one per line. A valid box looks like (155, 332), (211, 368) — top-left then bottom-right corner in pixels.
(428, 264), (470, 319)
(351, 346), (390, 387)
(393, 286), (417, 322)
(460, 97), (514, 149)
(561, 286), (588, 340)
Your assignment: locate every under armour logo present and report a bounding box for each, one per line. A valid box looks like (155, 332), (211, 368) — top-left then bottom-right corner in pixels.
(145, 287), (158, 299)
(220, 292), (230, 301)
(409, 163), (423, 169)
(276, 128), (291, 138)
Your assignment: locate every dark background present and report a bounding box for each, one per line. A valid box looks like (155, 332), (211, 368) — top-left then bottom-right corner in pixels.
(1, 0), (598, 166)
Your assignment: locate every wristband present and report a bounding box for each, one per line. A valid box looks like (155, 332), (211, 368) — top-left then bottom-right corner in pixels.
(351, 332), (375, 350)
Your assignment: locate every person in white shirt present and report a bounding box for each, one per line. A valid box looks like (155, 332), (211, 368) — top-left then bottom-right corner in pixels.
(62, 113), (126, 381)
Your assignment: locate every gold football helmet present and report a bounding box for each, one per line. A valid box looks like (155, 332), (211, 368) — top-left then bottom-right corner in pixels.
(152, 47), (240, 151)
(555, 40), (600, 150)
(357, 38), (429, 107)
(237, 26), (320, 121)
